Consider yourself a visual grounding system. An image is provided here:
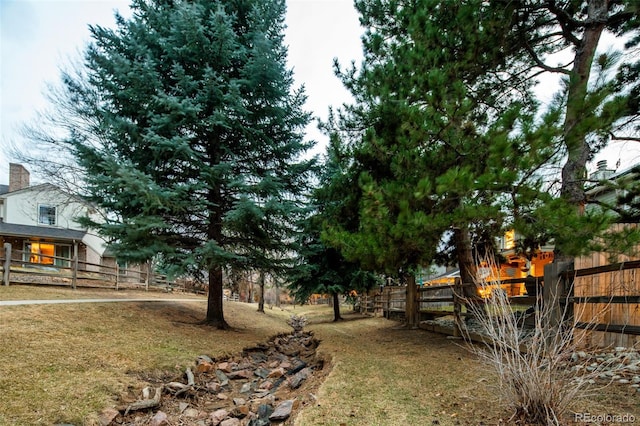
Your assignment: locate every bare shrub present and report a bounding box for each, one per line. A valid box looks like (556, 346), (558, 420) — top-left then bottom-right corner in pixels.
(460, 256), (617, 425)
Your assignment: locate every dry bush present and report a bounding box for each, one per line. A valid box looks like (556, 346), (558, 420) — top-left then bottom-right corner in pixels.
(460, 257), (619, 425)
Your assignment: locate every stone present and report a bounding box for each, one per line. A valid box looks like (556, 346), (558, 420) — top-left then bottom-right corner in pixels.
(227, 369), (253, 380)
(240, 382), (253, 393)
(196, 361), (214, 373)
(230, 405), (250, 418)
(217, 362), (232, 373)
(207, 382), (222, 393)
(257, 403), (274, 418)
(289, 367), (310, 389)
(269, 400), (294, 421)
(217, 393), (229, 400)
(150, 411), (168, 426)
(197, 355), (214, 364)
(268, 360), (280, 368)
(268, 367), (285, 378)
(215, 370), (229, 386)
(184, 408), (200, 418)
(233, 397), (246, 406)
(220, 418), (241, 426)
(98, 407), (119, 426)
(258, 380), (274, 390)
(210, 409), (229, 425)
(254, 367), (270, 379)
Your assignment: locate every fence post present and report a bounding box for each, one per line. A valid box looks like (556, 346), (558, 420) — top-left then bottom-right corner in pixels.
(145, 260), (151, 291)
(3, 243), (11, 286)
(115, 262), (120, 291)
(452, 278), (462, 338)
(543, 260), (574, 327)
(71, 241), (78, 290)
(406, 274), (418, 328)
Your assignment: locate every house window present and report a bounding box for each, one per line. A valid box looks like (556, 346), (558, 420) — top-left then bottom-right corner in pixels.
(24, 242), (71, 268)
(38, 205), (57, 226)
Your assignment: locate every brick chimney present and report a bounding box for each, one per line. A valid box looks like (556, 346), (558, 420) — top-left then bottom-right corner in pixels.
(9, 163), (30, 192)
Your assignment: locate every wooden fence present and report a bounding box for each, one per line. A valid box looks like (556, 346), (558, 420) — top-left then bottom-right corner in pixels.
(359, 260), (640, 349)
(0, 243), (176, 291)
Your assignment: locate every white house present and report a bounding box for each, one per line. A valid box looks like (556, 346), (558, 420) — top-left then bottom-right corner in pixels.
(0, 163), (112, 269)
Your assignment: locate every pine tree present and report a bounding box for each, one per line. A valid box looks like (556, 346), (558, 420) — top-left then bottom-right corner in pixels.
(506, 0), (640, 259)
(288, 139), (381, 322)
(42, 0), (313, 328)
(323, 0), (553, 298)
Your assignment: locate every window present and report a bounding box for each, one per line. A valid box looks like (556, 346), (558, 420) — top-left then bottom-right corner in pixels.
(23, 242), (71, 268)
(38, 205), (56, 226)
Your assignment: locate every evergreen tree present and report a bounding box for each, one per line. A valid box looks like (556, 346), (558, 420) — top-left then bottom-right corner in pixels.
(289, 139), (381, 322)
(323, 0), (553, 295)
(36, 0), (313, 328)
(506, 0), (640, 259)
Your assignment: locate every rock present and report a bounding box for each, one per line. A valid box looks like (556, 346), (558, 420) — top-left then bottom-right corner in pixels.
(240, 382), (253, 393)
(289, 367), (311, 389)
(196, 361), (215, 373)
(230, 405), (250, 418)
(98, 407), (119, 426)
(268, 367), (285, 378)
(207, 382), (222, 393)
(150, 411), (168, 426)
(233, 397), (246, 406)
(269, 399), (294, 421)
(217, 362), (232, 373)
(256, 403), (274, 419)
(220, 418), (241, 426)
(178, 402), (189, 413)
(210, 409), (229, 425)
(254, 367), (270, 379)
(184, 408), (200, 418)
(215, 370), (229, 386)
(197, 355), (214, 364)
(217, 393), (229, 400)
(227, 369), (253, 380)
(259, 380), (274, 390)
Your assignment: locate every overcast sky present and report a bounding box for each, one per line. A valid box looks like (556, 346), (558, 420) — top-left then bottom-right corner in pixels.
(0, 0), (363, 183)
(1, 0), (639, 185)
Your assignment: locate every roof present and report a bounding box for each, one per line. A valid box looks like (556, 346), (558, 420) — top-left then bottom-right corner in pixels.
(0, 222), (86, 241)
(0, 185), (8, 195)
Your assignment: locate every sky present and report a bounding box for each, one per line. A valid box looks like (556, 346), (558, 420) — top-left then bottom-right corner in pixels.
(0, 0), (364, 183)
(1, 0), (640, 185)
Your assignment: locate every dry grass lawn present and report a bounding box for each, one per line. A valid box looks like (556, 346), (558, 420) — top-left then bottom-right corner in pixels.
(1, 285), (638, 425)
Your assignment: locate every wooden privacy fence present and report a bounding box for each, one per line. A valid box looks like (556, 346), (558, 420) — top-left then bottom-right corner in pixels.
(359, 261), (640, 349)
(0, 243), (175, 291)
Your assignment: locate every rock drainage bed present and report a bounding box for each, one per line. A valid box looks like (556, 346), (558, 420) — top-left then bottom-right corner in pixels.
(99, 331), (325, 426)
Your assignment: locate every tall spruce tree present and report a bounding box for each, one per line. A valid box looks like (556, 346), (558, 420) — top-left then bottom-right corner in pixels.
(323, 0), (554, 296)
(289, 139), (381, 322)
(38, 0), (313, 328)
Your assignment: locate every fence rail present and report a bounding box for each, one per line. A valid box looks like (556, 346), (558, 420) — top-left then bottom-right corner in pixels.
(1, 242), (176, 291)
(358, 259), (640, 349)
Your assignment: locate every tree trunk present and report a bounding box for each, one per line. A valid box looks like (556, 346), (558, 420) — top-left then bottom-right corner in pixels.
(205, 265), (228, 329)
(332, 292), (342, 321)
(557, 0), (607, 261)
(275, 279), (281, 308)
(257, 270), (265, 313)
(453, 225), (477, 297)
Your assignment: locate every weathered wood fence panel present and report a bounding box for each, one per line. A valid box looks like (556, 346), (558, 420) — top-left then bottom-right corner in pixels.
(0, 243), (176, 291)
(366, 244), (640, 349)
(572, 225), (640, 348)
